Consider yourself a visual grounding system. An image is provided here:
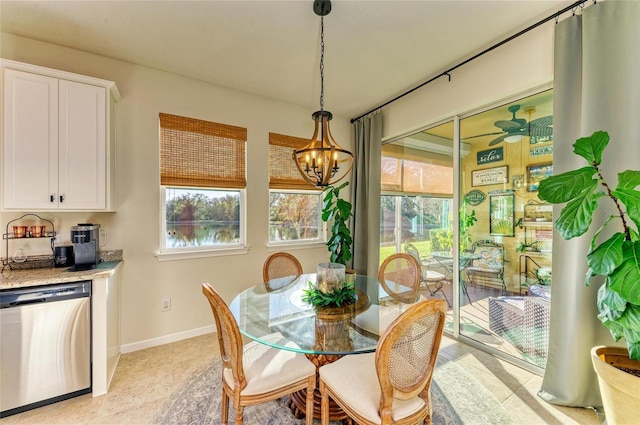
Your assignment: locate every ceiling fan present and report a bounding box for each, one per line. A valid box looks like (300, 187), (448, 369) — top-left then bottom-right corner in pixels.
(468, 104), (553, 146)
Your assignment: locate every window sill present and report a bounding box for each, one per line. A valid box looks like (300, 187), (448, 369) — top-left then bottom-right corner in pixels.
(266, 241), (327, 251)
(156, 246), (249, 262)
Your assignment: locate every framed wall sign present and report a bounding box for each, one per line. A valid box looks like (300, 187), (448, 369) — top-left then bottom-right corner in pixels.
(476, 147), (504, 165)
(527, 163), (553, 192)
(464, 189), (486, 206)
(472, 166), (508, 187)
(530, 145), (553, 157)
(489, 190), (515, 236)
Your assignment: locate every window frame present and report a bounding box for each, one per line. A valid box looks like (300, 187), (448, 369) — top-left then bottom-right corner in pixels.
(157, 186), (248, 261)
(267, 188), (326, 249)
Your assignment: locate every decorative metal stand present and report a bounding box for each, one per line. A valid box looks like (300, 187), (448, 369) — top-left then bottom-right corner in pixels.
(2, 213), (56, 273)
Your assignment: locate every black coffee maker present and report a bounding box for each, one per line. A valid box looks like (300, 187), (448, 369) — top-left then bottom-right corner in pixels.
(71, 224), (100, 270)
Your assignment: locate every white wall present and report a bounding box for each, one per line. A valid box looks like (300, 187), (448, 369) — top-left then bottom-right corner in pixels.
(1, 33), (350, 348)
(381, 24), (555, 140)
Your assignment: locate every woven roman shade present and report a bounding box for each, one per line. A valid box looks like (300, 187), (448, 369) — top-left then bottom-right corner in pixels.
(381, 144), (453, 195)
(269, 133), (317, 190)
(160, 113), (247, 189)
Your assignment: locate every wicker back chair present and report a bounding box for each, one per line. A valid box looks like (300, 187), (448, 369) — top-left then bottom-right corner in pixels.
(319, 299), (447, 425)
(262, 252), (303, 290)
(378, 253), (421, 303)
(201, 283), (316, 425)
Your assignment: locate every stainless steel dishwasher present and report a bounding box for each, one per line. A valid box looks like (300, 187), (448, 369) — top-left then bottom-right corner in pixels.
(0, 280), (91, 417)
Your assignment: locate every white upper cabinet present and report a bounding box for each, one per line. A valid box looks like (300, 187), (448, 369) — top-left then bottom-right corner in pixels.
(2, 61), (119, 211)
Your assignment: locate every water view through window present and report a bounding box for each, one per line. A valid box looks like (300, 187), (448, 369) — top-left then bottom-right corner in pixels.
(269, 192), (321, 242)
(164, 188), (241, 248)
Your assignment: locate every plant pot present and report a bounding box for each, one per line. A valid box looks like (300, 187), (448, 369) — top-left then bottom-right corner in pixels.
(345, 268), (357, 284)
(591, 346), (640, 424)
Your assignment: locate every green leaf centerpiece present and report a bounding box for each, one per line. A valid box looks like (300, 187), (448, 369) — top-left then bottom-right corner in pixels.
(302, 281), (356, 308)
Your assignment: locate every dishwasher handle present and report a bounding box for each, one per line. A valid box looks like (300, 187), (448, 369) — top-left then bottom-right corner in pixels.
(7, 298), (47, 307)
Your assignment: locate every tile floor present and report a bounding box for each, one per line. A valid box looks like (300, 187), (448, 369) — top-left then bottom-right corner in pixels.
(0, 333), (601, 425)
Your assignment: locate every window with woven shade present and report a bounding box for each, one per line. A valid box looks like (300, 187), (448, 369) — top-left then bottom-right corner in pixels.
(379, 125), (454, 260)
(159, 113), (247, 255)
(268, 133), (323, 245)
(160, 113), (246, 189)
(381, 144), (453, 196)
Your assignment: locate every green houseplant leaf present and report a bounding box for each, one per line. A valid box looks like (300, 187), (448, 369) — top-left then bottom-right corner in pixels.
(537, 130), (640, 360)
(553, 183), (602, 240)
(609, 240), (640, 305)
(587, 232), (625, 276)
(537, 166), (598, 204)
(573, 130), (609, 165)
(322, 182), (353, 265)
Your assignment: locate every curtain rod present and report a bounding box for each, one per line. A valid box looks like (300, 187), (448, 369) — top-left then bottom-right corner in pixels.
(350, 0), (590, 123)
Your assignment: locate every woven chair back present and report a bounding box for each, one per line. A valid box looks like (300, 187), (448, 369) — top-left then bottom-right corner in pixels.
(378, 253), (421, 303)
(262, 252), (303, 283)
(201, 283), (247, 390)
(375, 299), (447, 414)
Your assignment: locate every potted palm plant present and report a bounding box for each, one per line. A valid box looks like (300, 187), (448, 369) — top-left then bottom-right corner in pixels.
(537, 130), (639, 423)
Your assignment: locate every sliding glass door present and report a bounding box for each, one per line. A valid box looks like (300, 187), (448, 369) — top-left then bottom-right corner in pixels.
(457, 89), (553, 370)
(380, 195), (452, 263)
(379, 89), (554, 371)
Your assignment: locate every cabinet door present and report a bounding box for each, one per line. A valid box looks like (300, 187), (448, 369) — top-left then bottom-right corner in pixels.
(58, 80), (106, 210)
(3, 69), (59, 209)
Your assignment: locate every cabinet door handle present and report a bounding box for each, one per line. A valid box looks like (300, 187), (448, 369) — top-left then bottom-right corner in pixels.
(60, 195), (64, 203)
(50, 195), (55, 203)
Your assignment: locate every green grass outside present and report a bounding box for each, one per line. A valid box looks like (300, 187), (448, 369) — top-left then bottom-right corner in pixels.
(379, 240), (432, 265)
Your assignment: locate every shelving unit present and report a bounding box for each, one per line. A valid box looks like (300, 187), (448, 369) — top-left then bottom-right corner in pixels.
(518, 201), (552, 294)
(518, 252), (550, 294)
(2, 213), (56, 272)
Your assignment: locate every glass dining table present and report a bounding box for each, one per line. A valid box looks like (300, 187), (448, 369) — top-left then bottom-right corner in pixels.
(229, 272), (419, 420)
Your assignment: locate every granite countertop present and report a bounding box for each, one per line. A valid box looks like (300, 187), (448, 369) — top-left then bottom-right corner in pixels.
(0, 260), (122, 290)
(1, 249), (123, 290)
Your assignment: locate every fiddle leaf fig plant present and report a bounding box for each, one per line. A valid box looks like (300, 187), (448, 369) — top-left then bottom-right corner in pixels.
(537, 130), (640, 360)
(322, 181), (353, 266)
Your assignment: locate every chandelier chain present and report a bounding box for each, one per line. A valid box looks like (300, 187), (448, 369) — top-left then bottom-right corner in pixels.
(320, 16), (325, 112)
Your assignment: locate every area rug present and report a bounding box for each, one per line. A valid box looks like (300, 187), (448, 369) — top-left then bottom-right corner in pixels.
(151, 357), (513, 425)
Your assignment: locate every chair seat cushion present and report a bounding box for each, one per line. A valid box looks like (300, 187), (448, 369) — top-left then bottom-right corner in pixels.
(223, 334), (315, 396)
(320, 353), (426, 423)
(353, 305), (402, 336)
(423, 270), (446, 282)
(466, 266), (500, 274)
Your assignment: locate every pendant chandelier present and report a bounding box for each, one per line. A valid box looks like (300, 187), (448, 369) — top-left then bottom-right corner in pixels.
(293, 0), (353, 187)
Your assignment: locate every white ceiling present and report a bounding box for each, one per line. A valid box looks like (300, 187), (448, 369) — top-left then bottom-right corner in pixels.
(0, 0), (573, 119)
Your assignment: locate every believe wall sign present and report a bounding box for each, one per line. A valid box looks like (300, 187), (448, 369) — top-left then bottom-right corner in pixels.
(476, 147), (503, 165)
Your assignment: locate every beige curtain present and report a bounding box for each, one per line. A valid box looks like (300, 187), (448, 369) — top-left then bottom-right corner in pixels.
(351, 112), (382, 277)
(539, 0), (640, 408)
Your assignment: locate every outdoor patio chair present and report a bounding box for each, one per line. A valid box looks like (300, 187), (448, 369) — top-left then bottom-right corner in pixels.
(466, 240), (506, 292)
(404, 243), (450, 306)
(431, 252), (473, 305)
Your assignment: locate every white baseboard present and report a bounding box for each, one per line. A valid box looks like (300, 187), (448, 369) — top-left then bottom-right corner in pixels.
(120, 325), (216, 354)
